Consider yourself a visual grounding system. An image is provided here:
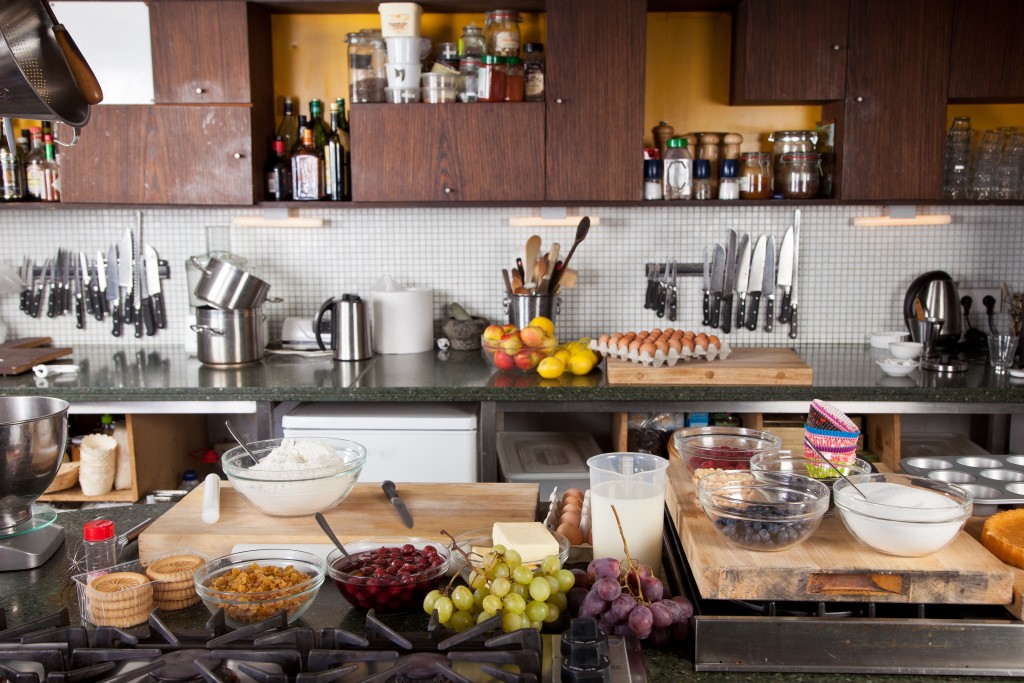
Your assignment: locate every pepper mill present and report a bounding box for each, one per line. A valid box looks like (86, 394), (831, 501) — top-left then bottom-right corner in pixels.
(652, 120), (674, 161)
(695, 132), (722, 194)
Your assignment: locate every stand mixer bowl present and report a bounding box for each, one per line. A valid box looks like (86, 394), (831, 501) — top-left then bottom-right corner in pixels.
(0, 397), (69, 530)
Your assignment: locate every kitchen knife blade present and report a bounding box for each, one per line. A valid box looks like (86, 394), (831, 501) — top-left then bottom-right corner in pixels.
(119, 228), (134, 326)
(107, 245), (122, 337)
(701, 246), (711, 326)
(133, 218), (144, 339)
(79, 252), (95, 317)
(61, 248), (71, 315)
(667, 260), (678, 322)
(721, 229), (737, 334)
(46, 255), (58, 318)
(19, 258), (31, 313)
(145, 246), (165, 330)
(30, 259), (46, 318)
(734, 233), (751, 330)
(709, 243), (726, 328)
(73, 261), (85, 329)
(91, 256), (106, 320)
(139, 254), (155, 336)
(777, 225), (795, 324)
(789, 210), (801, 339)
(644, 264), (658, 310)
(745, 235), (767, 331)
(381, 480), (413, 528)
(656, 258), (671, 318)
(762, 234), (776, 333)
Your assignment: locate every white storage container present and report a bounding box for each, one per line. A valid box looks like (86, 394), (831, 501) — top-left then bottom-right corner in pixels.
(498, 432), (601, 501)
(282, 402), (478, 483)
(378, 2), (422, 37)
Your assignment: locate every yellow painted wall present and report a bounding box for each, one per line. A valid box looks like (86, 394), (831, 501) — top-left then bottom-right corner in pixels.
(270, 10), (1018, 146)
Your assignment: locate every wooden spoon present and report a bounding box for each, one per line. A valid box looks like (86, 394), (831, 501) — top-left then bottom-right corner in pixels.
(552, 217), (590, 291)
(524, 235), (541, 286)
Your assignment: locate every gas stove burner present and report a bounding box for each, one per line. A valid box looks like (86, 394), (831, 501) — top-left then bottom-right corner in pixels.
(386, 652), (450, 682)
(149, 650), (225, 683)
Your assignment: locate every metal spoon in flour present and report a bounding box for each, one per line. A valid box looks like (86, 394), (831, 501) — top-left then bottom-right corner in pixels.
(803, 436), (870, 500)
(225, 419), (259, 466)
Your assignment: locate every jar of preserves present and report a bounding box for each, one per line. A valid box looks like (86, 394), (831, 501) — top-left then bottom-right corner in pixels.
(739, 152), (772, 199)
(477, 55), (506, 102)
(777, 152), (821, 199)
(768, 130), (817, 187)
(460, 23), (485, 58)
(485, 10), (521, 57)
(504, 56), (524, 102)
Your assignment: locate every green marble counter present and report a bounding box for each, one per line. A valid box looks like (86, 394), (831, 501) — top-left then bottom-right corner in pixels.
(1, 505), (1019, 683)
(0, 343), (1022, 407)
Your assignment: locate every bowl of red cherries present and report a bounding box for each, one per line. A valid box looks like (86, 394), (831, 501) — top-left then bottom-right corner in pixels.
(326, 537), (451, 614)
(673, 426), (783, 475)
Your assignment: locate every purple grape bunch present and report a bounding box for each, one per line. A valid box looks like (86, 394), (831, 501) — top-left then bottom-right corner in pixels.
(567, 557), (693, 644)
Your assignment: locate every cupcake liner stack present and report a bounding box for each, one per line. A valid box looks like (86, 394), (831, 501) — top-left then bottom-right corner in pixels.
(804, 399), (860, 466)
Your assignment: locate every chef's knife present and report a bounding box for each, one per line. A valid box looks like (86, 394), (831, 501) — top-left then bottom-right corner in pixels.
(119, 228), (134, 326)
(667, 260), (678, 322)
(132, 220), (144, 339)
(145, 245), (165, 329)
(709, 243), (726, 328)
(46, 256), (58, 319)
(19, 258), (31, 313)
(721, 229), (737, 334)
(734, 233), (751, 330)
(73, 262), (85, 329)
(643, 264), (658, 310)
(777, 225), (795, 324)
(701, 247), (711, 326)
(61, 248), (71, 315)
(93, 252), (106, 320)
(31, 258), (47, 318)
(656, 259), (671, 318)
(745, 235), (767, 331)
(79, 252), (94, 317)
(789, 211), (801, 339)
(107, 245), (122, 337)
(381, 480), (413, 528)
(762, 235), (776, 333)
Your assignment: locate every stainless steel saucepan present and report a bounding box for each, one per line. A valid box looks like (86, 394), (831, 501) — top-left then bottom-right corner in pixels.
(190, 256), (280, 310)
(191, 306), (266, 366)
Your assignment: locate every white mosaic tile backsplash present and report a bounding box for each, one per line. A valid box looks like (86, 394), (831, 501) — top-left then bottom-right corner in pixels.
(0, 204), (1020, 349)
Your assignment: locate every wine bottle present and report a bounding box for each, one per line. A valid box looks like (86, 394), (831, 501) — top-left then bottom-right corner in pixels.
(325, 102), (351, 201)
(291, 127), (323, 201)
(265, 136), (291, 201)
(276, 97), (299, 158)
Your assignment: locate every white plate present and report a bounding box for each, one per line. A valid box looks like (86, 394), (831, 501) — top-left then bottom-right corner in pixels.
(1009, 368), (1024, 379)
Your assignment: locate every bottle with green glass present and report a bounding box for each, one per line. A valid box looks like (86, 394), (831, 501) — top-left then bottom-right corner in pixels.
(308, 99), (329, 152)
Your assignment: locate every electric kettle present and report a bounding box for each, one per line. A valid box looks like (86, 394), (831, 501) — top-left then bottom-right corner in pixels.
(315, 294), (372, 361)
(904, 271), (963, 348)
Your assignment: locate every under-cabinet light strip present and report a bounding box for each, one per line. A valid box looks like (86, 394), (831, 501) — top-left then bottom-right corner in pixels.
(852, 215), (953, 227)
(508, 216), (602, 227)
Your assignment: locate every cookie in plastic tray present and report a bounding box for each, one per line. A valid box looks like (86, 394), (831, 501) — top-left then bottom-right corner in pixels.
(591, 329), (731, 368)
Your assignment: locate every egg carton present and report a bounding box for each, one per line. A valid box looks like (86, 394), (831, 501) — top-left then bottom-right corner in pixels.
(543, 487), (593, 563)
(590, 334), (732, 369)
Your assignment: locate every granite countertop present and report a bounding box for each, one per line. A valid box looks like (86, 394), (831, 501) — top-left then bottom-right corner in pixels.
(1, 343), (1023, 406)
(1, 504), (1015, 683)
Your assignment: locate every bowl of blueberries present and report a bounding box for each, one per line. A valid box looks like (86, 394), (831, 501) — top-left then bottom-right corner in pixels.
(695, 470), (829, 552)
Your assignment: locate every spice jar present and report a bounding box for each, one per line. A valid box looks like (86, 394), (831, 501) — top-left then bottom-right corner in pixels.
(346, 32), (387, 103)
(435, 42), (460, 70)
(485, 9), (521, 57)
(769, 130), (817, 188)
(504, 56), (524, 102)
(693, 159), (713, 200)
(459, 56), (480, 102)
(477, 55), (506, 102)
(777, 152), (821, 199)
(718, 159), (740, 200)
(460, 23), (485, 58)
(643, 159), (662, 200)
(523, 43), (544, 101)
(739, 152), (772, 199)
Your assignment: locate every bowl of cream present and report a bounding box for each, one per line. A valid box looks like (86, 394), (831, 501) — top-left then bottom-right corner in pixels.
(832, 473), (973, 557)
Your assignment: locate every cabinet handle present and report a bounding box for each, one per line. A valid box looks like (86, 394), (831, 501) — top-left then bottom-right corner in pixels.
(233, 153), (243, 159)
(443, 186), (452, 194)
(195, 87), (206, 94)
(856, 96), (864, 103)
(832, 44), (840, 51)
(555, 98), (564, 104)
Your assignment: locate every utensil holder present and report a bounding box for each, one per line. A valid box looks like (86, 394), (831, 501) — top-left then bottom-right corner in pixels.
(504, 293), (560, 328)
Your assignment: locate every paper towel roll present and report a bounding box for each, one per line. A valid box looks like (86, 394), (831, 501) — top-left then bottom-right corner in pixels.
(372, 288), (433, 354)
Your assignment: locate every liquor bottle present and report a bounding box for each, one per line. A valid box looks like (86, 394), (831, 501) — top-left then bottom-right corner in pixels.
(40, 134), (59, 202)
(276, 97), (299, 158)
(335, 98), (350, 134)
(290, 115), (309, 157)
(0, 124), (24, 201)
(308, 99), (328, 152)
(325, 101), (351, 201)
(265, 135), (291, 201)
(291, 126), (323, 201)
(24, 127), (45, 200)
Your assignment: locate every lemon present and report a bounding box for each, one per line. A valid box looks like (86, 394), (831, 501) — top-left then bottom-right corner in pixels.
(553, 349), (570, 364)
(529, 316), (556, 336)
(568, 352), (596, 376)
(537, 357), (565, 379)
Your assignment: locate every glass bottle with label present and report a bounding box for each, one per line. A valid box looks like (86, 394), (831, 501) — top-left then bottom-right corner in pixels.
(264, 136), (291, 201)
(739, 152), (772, 199)
(523, 43), (544, 102)
(504, 56), (524, 102)
(291, 127), (324, 201)
(485, 9), (521, 57)
(308, 99), (329, 152)
(325, 101), (351, 201)
(275, 97), (299, 158)
(662, 138), (692, 200)
(478, 55), (506, 102)
(1, 124), (24, 201)
(24, 127), (45, 201)
(40, 134), (59, 202)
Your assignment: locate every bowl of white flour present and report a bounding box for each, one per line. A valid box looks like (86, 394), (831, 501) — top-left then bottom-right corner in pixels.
(222, 438), (367, 516)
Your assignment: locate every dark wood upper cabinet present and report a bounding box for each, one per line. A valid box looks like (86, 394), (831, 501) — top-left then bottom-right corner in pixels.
(730, 0), (849, 104)
(350, 104), (545, 202)
(948, 0), (1024, 102)
(824, 0), (951, 200)
(545, 0), (646, 201)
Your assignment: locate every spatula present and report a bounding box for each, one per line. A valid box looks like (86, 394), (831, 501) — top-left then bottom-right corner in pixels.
(524, 235), (541, 286)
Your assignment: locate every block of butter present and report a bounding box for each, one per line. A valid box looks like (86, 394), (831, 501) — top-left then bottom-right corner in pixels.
(492, 522), (559, 564)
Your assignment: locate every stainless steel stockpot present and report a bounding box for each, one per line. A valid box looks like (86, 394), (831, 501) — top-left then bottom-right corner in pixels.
(191, 306), (265, 366)
(190, 256), (274, 310)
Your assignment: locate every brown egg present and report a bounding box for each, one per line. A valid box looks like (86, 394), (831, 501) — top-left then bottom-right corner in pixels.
(681, 337), (695, 352)
(609, 333), (623, 345)
(559, 510), (581, 527)
(708, 334), (721, 349)
(683, 330), (695, 340)
(655, 339), (669, 354)
(668, 337), (682, 353)
(562, 495), (583, 509)
(628, 338), (643, 353)
(640, 341), (656, 357)
(563, 488), (585, 500)
(649, 328), (662, 338)
(557, 522), (584, 545)
(561, 502), (582, 518)
(598, 334), (610, 347)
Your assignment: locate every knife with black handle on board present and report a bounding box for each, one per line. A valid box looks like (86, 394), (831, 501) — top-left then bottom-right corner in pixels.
(381, 480), (414, 528)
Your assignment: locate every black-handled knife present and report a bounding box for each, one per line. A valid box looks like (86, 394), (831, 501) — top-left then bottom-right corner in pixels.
(779, 289), (792, 324)
(710, 291), (722, 328)
(111, 299), (122, 337)
(765, 297), (775, 333)
(746, 292), (761, 331)
(721, 293), (733, 334)
(789, 304), (798, 339)
(381, 480), (413, 529)
(142, 298), (156, 336)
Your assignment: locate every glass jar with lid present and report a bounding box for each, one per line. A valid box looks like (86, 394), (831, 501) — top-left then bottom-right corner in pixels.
(777, 152), (821, 199)
(346, 32), (387, 103)
(739, 152), (772, 199)
(768, 130), (817, 186)
(485, 10), (522, 57)
(460, 23), (485, 58)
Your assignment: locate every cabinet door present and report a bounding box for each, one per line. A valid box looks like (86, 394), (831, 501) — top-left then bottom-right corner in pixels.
(948, 0), (1024, 102)
(826, 0), (951, 200)
(545, 0), (646, 201)
(350, 104), (545, 202)
(150, 0), (268, 104)
(60, 106), (257, 205)
(730, 0), (849, 103)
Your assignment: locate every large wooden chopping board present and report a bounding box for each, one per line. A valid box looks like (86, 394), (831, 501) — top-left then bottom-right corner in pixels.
(140, 481), (539, 559)
(665, 460), (1013, 604)
(605, 347), (812, 385)
(0, 337), (72, 375)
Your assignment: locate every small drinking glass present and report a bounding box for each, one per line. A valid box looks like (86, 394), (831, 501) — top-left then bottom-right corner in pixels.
(988, 334), (1019, 373)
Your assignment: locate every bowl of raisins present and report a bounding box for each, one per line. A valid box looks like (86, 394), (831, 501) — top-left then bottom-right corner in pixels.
(696, 470), (829, 552)
(673, 426), (783, 475)
(327, 538), (451, 614)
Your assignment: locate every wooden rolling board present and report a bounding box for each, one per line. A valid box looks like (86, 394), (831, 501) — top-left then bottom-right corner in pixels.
(664, 460), (1013, 605)
(605, 347), (812, 385)
(966, 516), (1024, 620)
(139, 481), (540, 559)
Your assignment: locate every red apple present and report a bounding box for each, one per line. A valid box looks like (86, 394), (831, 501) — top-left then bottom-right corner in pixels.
(502, 324), (519, 335)
(499, 332), (523, 354)
(482, 324), (505, 342)
(519, 325), (547, 347)
(493, 350), (515, 371)
(514, 349), (545, 370)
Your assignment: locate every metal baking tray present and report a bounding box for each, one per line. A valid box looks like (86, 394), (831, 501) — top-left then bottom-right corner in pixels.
(899, 454), (1024, 513)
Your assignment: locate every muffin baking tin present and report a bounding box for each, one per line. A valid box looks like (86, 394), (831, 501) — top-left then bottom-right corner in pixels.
(900, 455), (1024, 513)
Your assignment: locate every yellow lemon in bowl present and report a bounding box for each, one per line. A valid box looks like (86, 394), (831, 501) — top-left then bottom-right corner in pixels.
(528, 316), (555, 336)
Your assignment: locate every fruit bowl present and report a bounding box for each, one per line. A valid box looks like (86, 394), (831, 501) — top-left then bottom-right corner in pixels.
(326, 537), (450, 614)
(672, 426), (783, 475)
(481, 323), (558, 373)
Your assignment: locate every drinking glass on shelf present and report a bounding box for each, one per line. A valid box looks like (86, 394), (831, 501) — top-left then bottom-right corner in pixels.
(942, 116), (973, 200)
(971, 129), (1003, 200)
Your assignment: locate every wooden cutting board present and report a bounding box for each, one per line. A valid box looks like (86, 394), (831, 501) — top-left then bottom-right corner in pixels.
(605, 347), (812, 385)
(139, 481), (540, 559)
(0, 337), (72, 375)
(665, 460), (1013, 604)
